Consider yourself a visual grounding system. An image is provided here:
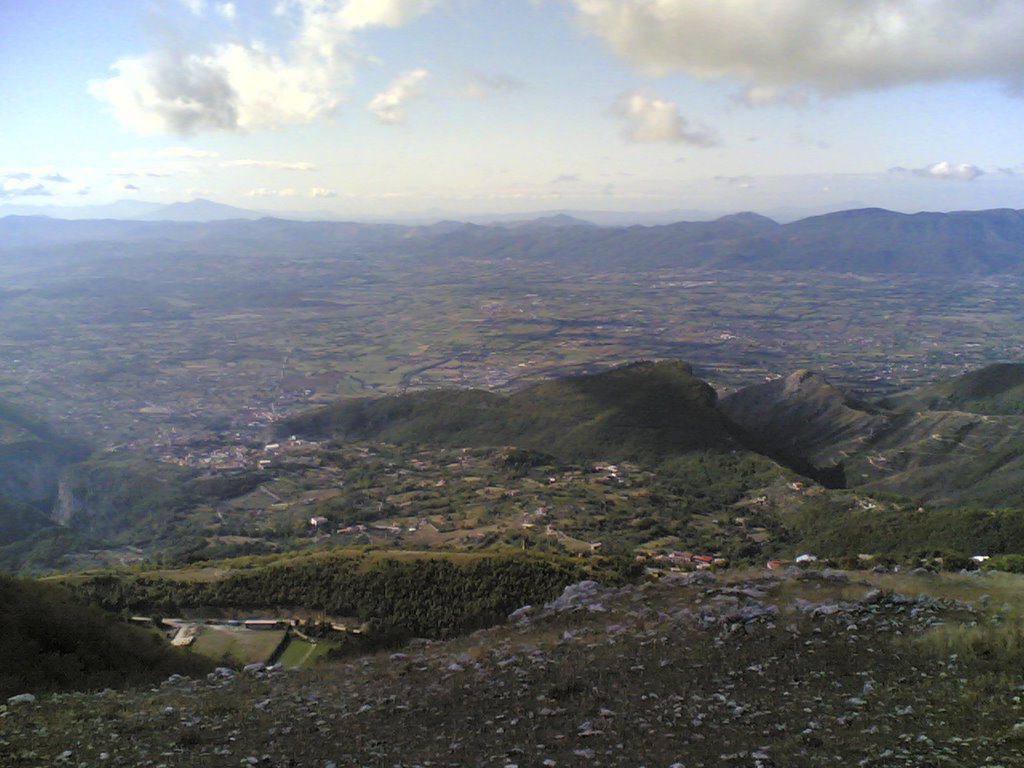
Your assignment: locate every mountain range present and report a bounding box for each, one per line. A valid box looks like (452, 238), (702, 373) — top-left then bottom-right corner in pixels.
(7, 205), (1024, 275)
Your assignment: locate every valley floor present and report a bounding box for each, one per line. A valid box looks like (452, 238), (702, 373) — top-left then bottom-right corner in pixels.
(3, 570), (1023, 767)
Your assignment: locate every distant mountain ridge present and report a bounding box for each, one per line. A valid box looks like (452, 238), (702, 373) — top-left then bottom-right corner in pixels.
(6, 205), (1024, 275)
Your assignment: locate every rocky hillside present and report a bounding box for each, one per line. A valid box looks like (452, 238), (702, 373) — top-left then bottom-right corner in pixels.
(3, 569), (1023, 767)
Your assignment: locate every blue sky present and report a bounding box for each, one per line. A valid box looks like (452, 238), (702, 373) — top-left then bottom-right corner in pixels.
(5, 0), (1024, 218)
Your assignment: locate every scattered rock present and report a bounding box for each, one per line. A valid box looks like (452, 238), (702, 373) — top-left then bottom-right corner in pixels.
(508, 605), (533, 623)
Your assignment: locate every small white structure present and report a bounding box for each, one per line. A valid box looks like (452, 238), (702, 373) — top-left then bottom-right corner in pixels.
(795, 553), (819, 564)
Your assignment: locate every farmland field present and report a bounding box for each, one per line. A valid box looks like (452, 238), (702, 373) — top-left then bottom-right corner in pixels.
(276, 637), (338, 668)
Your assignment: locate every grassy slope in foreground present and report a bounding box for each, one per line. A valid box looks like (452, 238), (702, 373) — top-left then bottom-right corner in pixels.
(4, 570), (1024, 766)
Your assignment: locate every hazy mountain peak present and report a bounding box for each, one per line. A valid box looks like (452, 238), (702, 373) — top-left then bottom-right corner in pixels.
(136, 198), (263, 222)
(500, 213), (596, 229)
(714, 211), (779, 227)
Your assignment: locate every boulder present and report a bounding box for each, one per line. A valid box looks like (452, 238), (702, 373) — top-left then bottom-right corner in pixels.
(545, 581), (602, 612)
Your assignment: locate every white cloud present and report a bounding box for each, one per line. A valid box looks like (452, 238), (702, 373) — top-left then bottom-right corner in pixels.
(89, 43), (341, 135)
(181, 0), (206, 15)
(217, 2), (236, 21)
(311, 187), (338, 197)
(41, 173), (71, 183)
(368, 68), (429, 124)
(159, 146), (220, 159)
(612, 92), (718, 146)
(336, 0), (435, 29)
(89, 0), (437, 135)
(221, 159), (317, 170)
(569, 0), (1024, 98)
(891, 161), (986, 181)
(246, 187), (300, 197)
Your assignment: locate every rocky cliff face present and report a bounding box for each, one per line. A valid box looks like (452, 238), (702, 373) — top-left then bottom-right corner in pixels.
(50, 476), (84, 528)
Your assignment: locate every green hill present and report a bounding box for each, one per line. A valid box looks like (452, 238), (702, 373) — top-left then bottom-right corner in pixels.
(0, 575), (212, 698)
(722, 366), (1024, 506)
(281, 360), (741, 465)
(880, 362), (1024, 415)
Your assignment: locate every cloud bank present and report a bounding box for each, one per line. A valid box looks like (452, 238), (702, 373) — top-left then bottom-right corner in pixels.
(570, 1), (1024, 99)
(89, 0), (436, 135)
(890, 161), (986, 181)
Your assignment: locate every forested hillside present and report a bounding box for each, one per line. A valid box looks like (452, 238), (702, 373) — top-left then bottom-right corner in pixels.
(282, 360), (741, 465)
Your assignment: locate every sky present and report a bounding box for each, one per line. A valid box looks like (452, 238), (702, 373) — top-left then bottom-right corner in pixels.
(5, 0), (1024, 219)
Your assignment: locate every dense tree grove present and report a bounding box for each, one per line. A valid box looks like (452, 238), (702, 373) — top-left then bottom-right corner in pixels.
(790, 499), (1024, 560)
(71, 553), (639, 642)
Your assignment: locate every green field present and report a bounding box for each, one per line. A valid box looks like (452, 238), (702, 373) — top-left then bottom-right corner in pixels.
(190, 625), (287, 664)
